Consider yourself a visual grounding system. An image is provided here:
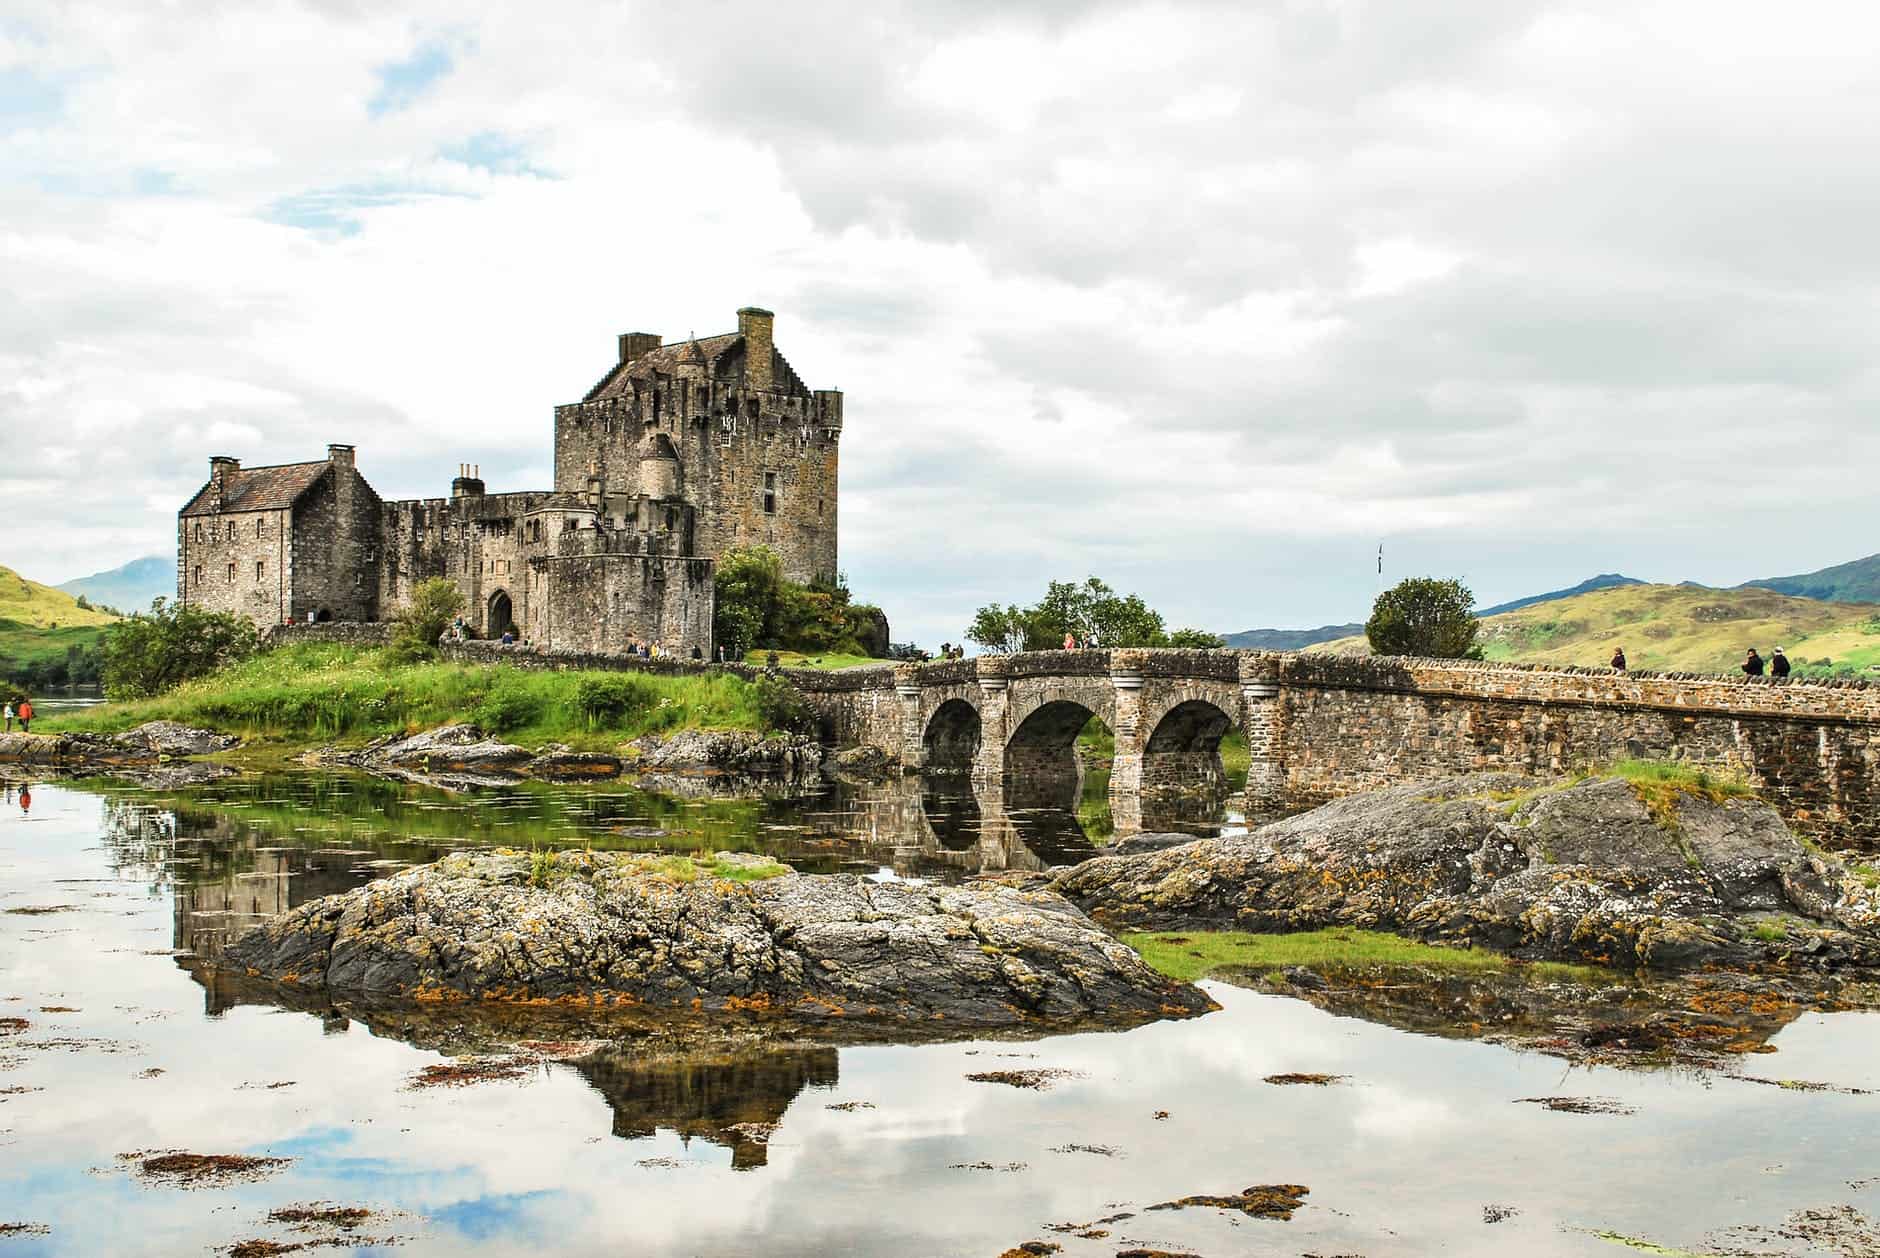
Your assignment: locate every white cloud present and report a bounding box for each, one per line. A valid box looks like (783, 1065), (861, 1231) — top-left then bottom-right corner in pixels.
(4, 0), (1879, 644)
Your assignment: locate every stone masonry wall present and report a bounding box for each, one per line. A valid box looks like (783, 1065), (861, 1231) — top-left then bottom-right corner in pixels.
(1272, 653), (1880, 845)
(178, 507), (293, 627)
(287, 466), (382, 623)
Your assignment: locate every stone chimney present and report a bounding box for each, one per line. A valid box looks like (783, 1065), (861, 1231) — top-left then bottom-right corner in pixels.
(452, 463), (485, 499)
(327, 443), (355, 471)
(738, 306), (774, 391)
(209, 456), (239, 510)
(618, 332), (662, 365)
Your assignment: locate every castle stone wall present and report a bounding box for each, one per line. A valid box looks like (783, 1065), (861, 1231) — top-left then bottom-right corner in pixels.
(178, 507), (293, 626)
(287, 466), (382, 623)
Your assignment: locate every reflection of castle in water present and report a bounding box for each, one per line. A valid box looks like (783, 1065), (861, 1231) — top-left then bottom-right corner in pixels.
(576, 1043), (839, 1170)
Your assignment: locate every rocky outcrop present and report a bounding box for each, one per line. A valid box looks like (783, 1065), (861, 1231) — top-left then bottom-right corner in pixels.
(223, 850), (1213, 1027)
(0, 722), (236, 769)
(1052, 774), (1880, 972)
(629, 730), (823, 777)
(315, 724), (621, 788)
(1108, 832), (1202, 856)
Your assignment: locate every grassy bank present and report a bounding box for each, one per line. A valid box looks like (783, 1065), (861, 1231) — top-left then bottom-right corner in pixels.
(42, 642), (778, 749)
(1125, 927), (1608, 984)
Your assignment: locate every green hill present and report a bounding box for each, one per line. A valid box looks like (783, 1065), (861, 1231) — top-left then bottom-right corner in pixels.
(0, 563), (119, 687)
(1740, 553), (1880, 605)
(1315, 583), (1880, 678)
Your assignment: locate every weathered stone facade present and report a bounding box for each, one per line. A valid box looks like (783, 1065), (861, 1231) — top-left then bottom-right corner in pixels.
(177, 308), (841, 656)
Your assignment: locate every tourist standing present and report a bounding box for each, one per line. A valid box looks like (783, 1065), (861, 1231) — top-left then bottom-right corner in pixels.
(1063, 631), (1077, 651)
(2, 700), (11, 733)
(16, 698), (31, 733)
(1772, 647), (1792, 678)
(1743, 649), (1765, 678)
(1611, 646), (1627, 671)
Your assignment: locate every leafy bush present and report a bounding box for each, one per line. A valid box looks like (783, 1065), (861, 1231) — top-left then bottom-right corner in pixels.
(390, 578), (467, 662)
(100, 598), (260, 699)
(715, 547), (886, 659)
(753, 674), (814, 735)
(575, 674), (657, 729)
(474, 679), (546, 733)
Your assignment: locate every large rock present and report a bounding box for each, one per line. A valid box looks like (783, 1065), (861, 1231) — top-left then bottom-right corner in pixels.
(117, 721), (239, 757)
(224, 850), (1213, 1027)
(1052, 773), (1880, 972)
(631, 730), (823, 777)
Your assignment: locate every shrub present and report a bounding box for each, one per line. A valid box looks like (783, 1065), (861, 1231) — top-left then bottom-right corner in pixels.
(390, 578), (467, 662)
(752, 674), (814, 735)
(100, 598), (260, 699)
(575, 674), (656, 729)
(474, 679), (546, 733)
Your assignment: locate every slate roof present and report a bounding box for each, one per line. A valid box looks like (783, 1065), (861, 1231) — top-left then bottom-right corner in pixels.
(583, 333), (741, 403)
(179, 460), (329, 517)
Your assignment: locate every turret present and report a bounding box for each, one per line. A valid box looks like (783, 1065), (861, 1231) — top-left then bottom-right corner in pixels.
(738, 306), (774, 391)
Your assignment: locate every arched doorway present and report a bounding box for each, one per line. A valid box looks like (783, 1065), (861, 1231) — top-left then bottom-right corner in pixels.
(921, 699), (981, 773)
(488, 590), (514, 639)
(313, 608), (332, 623)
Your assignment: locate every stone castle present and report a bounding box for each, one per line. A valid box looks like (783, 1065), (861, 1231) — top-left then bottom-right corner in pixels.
(176, 307), (841, 655)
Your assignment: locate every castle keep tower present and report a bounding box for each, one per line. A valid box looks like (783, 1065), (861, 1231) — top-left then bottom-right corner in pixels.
(552, 306), (842, 586)
(178, 307), (843, 658)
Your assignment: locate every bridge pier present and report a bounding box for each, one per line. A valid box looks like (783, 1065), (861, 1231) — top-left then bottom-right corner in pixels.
(894, 666), (924, 768)
(1108, 653), (1147, 837)
(971, 658), (1011, 782)
(1239, 652), (1286, 823)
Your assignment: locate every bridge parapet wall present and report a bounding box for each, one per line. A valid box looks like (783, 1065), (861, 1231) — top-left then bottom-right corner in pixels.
(1277, 650), (1880, 846)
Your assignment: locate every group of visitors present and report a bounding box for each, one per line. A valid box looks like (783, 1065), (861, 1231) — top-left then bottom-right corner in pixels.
(934, 643), (968, 661)
(1609, 645), (1792, 679)
(1741, 647), (1791, 678)
(2, 698), (31, 733)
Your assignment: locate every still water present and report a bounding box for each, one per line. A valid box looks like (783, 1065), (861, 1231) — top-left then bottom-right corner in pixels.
(4, 772), (1880, 1256)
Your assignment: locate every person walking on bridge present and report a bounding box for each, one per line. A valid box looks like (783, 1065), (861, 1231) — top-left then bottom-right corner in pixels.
(16, 698), (31, 733)
(1743, 648), (1765, 678)
(1062, 631), (1077, 651)
(2, 700), (11, 733)
(1771, 647), (1792, 678)
(1611, 646), (1627, 671)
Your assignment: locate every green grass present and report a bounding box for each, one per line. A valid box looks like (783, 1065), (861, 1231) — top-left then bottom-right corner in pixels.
(0, 564), (118, 630)
(1123, 927), (1609, 984)
(744, 649), (884, 671)
(1600, 758), (1755, 828)
(41, 642), (774, 749)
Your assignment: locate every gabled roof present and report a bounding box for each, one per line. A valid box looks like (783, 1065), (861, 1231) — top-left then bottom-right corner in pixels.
(583, 333), (742, 403)
(179, 461), (329, 517)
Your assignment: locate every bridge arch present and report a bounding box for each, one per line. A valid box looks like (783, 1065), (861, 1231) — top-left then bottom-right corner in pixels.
(921, 697), (982, 774)
(1140, 694), (1236, 800)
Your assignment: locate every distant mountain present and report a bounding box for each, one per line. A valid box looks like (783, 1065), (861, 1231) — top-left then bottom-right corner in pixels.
(1476, 573), (1647, 617)
(57, 555), (173, 614)
(1222, 574), (1646, 651)
(1739, 553), (1880, 605)
(1221, 623), (1363, 651)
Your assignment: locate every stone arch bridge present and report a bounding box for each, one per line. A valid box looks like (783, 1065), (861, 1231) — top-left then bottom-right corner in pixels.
(796, 648), (1880, 845)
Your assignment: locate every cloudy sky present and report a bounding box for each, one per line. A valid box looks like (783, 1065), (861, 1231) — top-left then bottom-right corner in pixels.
(5, 1), (1878, 646)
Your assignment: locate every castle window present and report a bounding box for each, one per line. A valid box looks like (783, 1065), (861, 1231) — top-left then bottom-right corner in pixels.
(227, 521), (236, 541)
(255, 517), (264, 538)
(818, 498), (824, 517)
(746, 399), (759, 420)
(225, 562), (236, 582)
(255, 559), (265, 581)
(193, 565), (202, 587)
(763, 472), (777, 516)
(194, 522), (203, 543)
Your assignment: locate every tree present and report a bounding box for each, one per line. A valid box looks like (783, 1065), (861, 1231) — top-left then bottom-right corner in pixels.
(1365, 577), (1482, 659)
(391, 578), (467, 661)
(1166, 627), (1226, 649)
(714, 545), (785, 659)
(965, 603), (1032, 654)
(966, 576), (1207, 653)
(100, 598), (261, 699)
